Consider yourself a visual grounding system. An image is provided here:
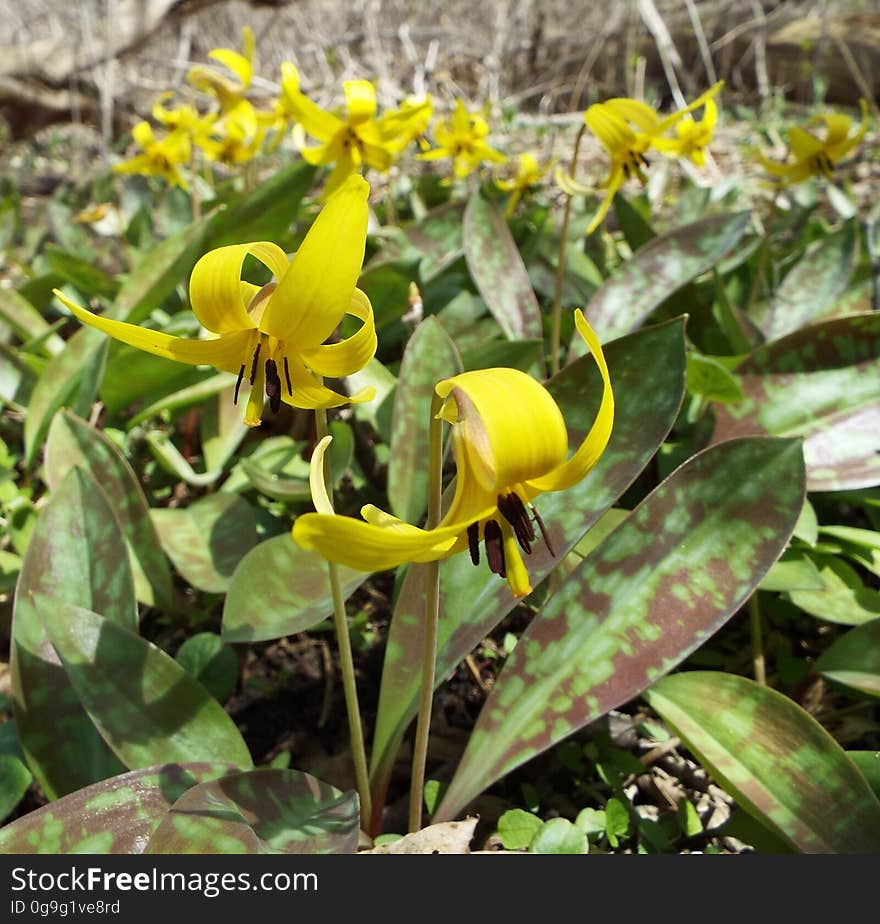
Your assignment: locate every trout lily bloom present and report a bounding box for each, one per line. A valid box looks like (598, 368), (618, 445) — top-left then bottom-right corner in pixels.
(283, 68), (433, 196)
(496, 152), (552, 216)
(759, 100), (869, 185)
(54, 175), (377, 427)
(420, 99), (507, 179)
(187, 26), (255, 115)
(293, 310), (614, 598)
(583, 81), (723, 234)
(113, 121), (192, 188)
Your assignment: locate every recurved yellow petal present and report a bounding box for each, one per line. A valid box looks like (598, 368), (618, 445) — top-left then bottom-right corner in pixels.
(189, 241), (289, 334)
(262, 174), (369, 346)
(344, 79), (378, 123)
(309, 435), (335, 514)
(299, 288), (376, 378)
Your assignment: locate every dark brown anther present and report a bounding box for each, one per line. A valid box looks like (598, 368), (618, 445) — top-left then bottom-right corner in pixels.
(265, 359), (282, 414)
(639, 152), (650, 167)
(249, 341), (262, 385)
(498, 492), (534, 554)
(531, 504), (555, 557)
(283, 356), (293, 396)
(623, 161), (631, 179)
(484, 519), (506, 578)
(233, 364), (245, 405)
(467, 522), (481, 565)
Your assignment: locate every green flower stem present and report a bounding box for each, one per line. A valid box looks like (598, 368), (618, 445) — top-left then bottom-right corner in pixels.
(550, 124), (587, 376)
(313, 407), (372, 826)
(749, 592), (766, 685)
(408, 392), (445, 833)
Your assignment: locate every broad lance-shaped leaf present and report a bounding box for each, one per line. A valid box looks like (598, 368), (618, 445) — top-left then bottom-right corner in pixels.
(816, 620), (880, 698)
(37, 596), (253, 771)
(145, 769), (359, 854)
(369, 319), (688, 816)
(45, 410), (173, 610)
(711, 313), (880, 491)
(435, 437), (805, 822)
(0, 722), (32, 823)
(388, 316), (461, 523)
(643, 672), (880, 853)
(579, 211), (750, 342)
(151, 494), (258, 594)
(12, 468), (135, 799)
(463, 191), (544, 343)
(222, 536), (367, 643)
(0, 763), (235, 854)
(759, 220), (858, 341)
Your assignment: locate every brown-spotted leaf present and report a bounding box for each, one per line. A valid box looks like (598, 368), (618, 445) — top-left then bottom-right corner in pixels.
(463, 191), (544, 342)
(643, 672), (880, 853)
(38, 597), (253, 771)
(144, 769), (359, 854)
(582, 211), (751, 341)
(222, 536), (368, 643)
(711, 313), (880, 490)
(12, 469), (135, 799)
(45, 410), (173, 610)
(388, 316), (461, 523)
(151, 494), (257, 594)
(435, 437), (805, 822)
(0, 763), (235, 854)
(816, 619), (880, 698)
(369, 319), (688, 818)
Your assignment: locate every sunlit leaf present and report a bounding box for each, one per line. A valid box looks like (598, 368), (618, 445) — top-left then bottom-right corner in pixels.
(816, 619), (880, 697)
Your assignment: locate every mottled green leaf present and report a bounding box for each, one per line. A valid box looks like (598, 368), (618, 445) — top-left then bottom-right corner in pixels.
(38, 597), (253, 770)
(144, 769), (358, 854)
(643, 672), (880, 853)
(583, 212), (750, 340)
(788, 555), (880, 625)
(370, 319), (688, 812)
(222, 536), (368, 643)
(204, 161), (315, 250)
(816, 620), (880, 697)
(0, 288), (63, 354)
(201, 385), (250, 473)
(346, 358), (396, 441)
(0, 763), (234, 854)
(381, 200), (465, 282)
(357, 259), (419, 330)
(152, 494), (257, 594)
(435, 438), (804, 821)
(848, 752), (880, 799)
(459, 339), (544, 376)
(711, 314), (880, 491)
(388, 316), (461, 523)
(45, 410), (173, 610)
(12, 469), (135, 798)
(0, 722), (32, 822)
(463, 191), (544, 342)
(23, 326), (107, 467)
(761, 221), (858, 341)
(175, 633), (239, 703)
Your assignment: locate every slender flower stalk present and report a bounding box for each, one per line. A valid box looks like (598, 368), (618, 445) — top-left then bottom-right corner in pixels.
(550, 125), (586, 376)
(408, 392), (445, 832)
(312, 411), (373, 824)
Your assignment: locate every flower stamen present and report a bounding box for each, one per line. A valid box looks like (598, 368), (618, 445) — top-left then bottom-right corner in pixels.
(484, 519), (506, 578)
(467, 521), (481, 566)
(249, 340), (262, 384)
(234, 363), (245, 405)
(283, 356), (293, 396)
(530, 504), (555, 557)
(497, 492), (535, 555)
(265, 358), (282, 413)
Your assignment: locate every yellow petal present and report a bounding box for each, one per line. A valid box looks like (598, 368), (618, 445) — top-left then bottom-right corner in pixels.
(788, 126), (823, 162)
(344, 79), (378, 124)
(655, 80), (724, 134)
(585, 104), (638, 155)
(299, 288), (376, 378)
(189, 242), (289, 334)
(261, 174), (369, 347)
(208, 49), (252, 89)
(500, 520), (532, 598)
(526, 310), (614, 493)
(604, 98), (662, 134)
(281, 355), (374, 410)
(585, 167), (624, 235)
(292, 511), (458, 572)
(435, 368), (569, 495)
(55, 289), (252, 374)
(309, 435), (335, 514)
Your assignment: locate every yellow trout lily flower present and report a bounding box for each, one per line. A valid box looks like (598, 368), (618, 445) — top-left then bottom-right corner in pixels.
(496, 152), (552, 216)
(200, 100), (267, 165)
(282, 67), (433, 196)
(583, 81), (723, 234)
(188, 26), (255, 114)
(759, 100), (869, 185)
(152, 93), (217, 147)
(54, 176), (377, 427)
(652, 97), (719, 167)
(420, 99), (507, 179)
(293, 310), (613, 598)
(113, 121), (192, 189)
